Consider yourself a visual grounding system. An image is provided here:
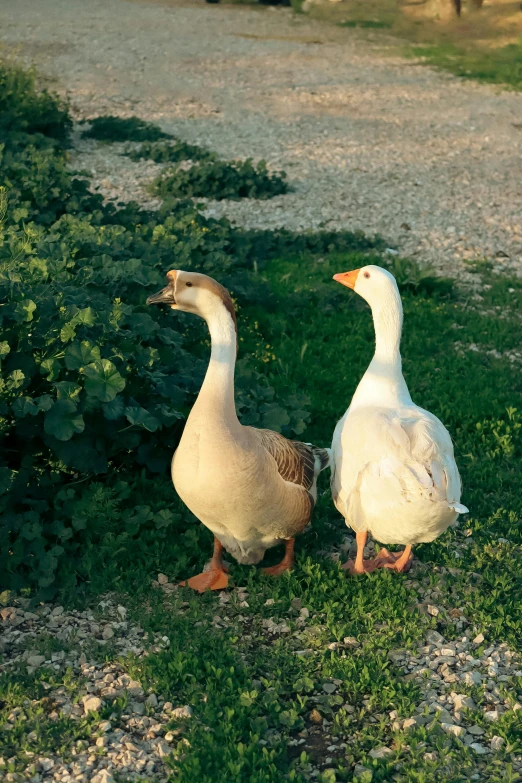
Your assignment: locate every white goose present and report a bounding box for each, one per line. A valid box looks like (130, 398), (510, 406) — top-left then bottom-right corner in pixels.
(331, 265), (468, 574)
(147, 270), (330, 592)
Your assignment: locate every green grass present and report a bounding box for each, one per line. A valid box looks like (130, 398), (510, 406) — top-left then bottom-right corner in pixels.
(410, 41), (522, 90)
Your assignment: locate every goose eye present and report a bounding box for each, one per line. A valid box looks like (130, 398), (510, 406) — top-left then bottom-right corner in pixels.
(186, 282), (193, 287)
(364, 272), (370, 279)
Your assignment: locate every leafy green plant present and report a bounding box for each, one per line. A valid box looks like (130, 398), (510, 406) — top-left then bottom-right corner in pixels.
(125, 140), (216, 164)
(151, 159), (289, 201)
(0, 61), (71, 141)
(82, 115), (172, 142)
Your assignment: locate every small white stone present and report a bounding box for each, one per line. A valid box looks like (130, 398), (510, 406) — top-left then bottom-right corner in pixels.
(485, 709), (500, 721)
(369, 746), (392, 759)
(98, 721), (111, 733)
(27, 655), (45, 668)
(130, 701), (145, 715)
(441, 723), (466, 737)
(172, 705), (193, 720)
(343, 636), (360, 647)
(461, 671), (482, 686)
(155, 740), (172, 758)
(403, 717), (417, 730)
(39, 758), (54, 772)
(452, 694), (475, 711)
(426, 631), (444, 645)
(102, 625), (114, 640)
(490, 735), (505, 751)
(145, 693), (158, 707)
(92, 771), (114, 783)
(473, 633), (485, 645)
(427, 605), (440, 617)
(51, 606), (64, 616)
(264, 598), (275, 606)
(157, 574), (169, 585)
(470, 742), (488, 755)
(82, 696), (102, 714)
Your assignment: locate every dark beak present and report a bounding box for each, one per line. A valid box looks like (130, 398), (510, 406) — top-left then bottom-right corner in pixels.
(146, 285), (176, 306)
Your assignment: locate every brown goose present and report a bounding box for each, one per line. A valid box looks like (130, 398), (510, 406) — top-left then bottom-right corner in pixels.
(147, 270), (330, 592)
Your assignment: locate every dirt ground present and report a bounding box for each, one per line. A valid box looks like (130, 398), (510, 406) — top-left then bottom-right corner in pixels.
(1, 0), (522, 277)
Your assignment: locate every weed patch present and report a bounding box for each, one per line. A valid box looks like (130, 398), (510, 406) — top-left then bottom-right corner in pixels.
(151, 159), (289, 201)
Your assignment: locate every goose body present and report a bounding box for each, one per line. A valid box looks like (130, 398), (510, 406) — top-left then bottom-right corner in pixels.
(331, 265), (468, 573)
(147, 269), (329, 589)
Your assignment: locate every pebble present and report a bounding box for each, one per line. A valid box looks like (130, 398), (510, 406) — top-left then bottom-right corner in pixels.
(490, 736), (505, 751)
(442, 723), (466, 737)
(82, 696), (103, 714)
(171, 705), (193, 720)
(309, 709), (323, 724)
(369, 747), (392, 759)
(26, 655), (45, 668)
(470, 742), (488, 755)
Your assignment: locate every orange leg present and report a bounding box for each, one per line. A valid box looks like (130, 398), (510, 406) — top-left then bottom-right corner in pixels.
(382, 545), (413, 573)
(262, 538), (295, 576)
(341, 531), (398, 575)
(179, 537), (229, 593)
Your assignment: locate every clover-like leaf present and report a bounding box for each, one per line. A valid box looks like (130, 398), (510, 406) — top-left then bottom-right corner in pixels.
(0, 341), (10, 359)
(261, 403), (290, 432)
(14, 299), (36, 322)
(64, 340), (101, 371)
(44, 399), (85, 441)
(12, 396), (39, 418)
(83, 359), (125, 402)
(102, 396), (125, 421)
(125, 406), (160, 432)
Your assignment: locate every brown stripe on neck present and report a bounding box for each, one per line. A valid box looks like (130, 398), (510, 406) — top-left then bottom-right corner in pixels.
(199, 277), (238, 347)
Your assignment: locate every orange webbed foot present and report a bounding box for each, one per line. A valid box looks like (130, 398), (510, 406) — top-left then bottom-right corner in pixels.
(262, 562), (293, 577)
(179, 568), (229, 593)
(341, 547), (396, 575)
(382, 547), (414, 573)
(262, 538), (295, 577)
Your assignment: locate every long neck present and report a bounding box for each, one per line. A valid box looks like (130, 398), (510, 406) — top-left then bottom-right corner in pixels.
(351, 289), (412, 408)
(193, 303), (240, 427)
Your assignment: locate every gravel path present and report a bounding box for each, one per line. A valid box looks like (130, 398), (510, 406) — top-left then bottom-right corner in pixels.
(1, 0), (522, 276)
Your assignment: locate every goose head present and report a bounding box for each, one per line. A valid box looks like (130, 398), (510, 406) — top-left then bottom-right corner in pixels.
(333, 264), (400, 313)
(147, 269), (237, 329)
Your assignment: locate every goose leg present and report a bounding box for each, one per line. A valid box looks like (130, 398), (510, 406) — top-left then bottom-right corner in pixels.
(262, 538), (295, 576)
(180, 537), (229, 593)
(382, 545), (413, 573)
(342, 532), (395, 574)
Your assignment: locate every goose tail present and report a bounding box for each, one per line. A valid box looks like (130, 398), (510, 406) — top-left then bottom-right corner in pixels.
(306, 444), (331, 474)
(449, 502), (469, 514)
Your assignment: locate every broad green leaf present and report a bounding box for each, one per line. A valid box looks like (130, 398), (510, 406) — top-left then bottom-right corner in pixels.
(125, 405), (160, 432)
(14, 299), (36, 322)
(54, 382), (81, 401)
(64, 340), (101, 371)
(74, 307), (96, 326)
(12, 396), (39, 418)
(261, 403), (290, 432)
(7, 369), (25, 390)
(35, 394), (53, 412)
(84, 360), (125, 402)
(44, 399), (85, 441)
(60, 322), (77, 343)
(40, 358), (61, 381)
(102, 396), (125, 420)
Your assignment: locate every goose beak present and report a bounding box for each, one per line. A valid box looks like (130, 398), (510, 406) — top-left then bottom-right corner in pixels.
(146, 285), (176, 305)
(333, 269), (360, 289)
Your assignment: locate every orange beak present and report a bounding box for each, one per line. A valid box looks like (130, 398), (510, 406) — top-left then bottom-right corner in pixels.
(333, 269), (360, 290)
